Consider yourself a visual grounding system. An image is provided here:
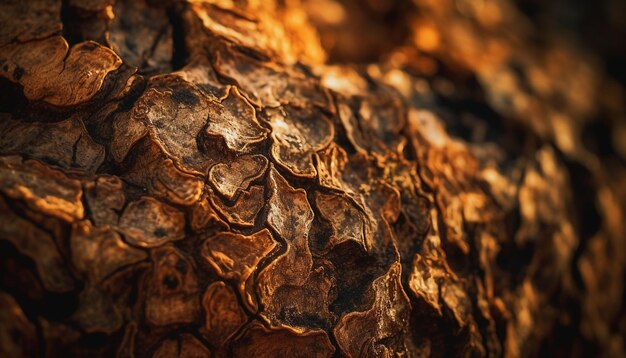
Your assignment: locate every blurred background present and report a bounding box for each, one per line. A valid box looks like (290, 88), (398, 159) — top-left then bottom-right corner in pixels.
(299, 0), (626, 210)
(298, 0), (626, 355)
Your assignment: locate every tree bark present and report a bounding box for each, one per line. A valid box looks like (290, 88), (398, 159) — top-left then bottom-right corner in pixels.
(0, 0), (625, 357)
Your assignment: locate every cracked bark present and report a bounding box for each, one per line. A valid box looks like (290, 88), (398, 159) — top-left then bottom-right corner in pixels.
(1, 0), (625, 357)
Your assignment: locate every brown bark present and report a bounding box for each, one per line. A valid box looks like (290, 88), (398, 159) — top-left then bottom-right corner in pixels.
(0, 0), (625, 357)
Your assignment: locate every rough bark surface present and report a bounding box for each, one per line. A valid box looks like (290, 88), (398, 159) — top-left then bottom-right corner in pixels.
(1, 0), (625, 357)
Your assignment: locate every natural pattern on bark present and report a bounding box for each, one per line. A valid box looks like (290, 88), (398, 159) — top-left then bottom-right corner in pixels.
(0, 0), (625, 357)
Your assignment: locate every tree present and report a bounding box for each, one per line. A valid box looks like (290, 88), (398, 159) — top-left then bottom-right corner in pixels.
(0, 0), (624, 356)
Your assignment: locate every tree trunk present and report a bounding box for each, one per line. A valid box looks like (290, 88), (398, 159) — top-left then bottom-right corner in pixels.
(0, 0), (624, 357)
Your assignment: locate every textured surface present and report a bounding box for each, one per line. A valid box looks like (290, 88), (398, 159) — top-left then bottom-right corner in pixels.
(0, 0), (625, 357)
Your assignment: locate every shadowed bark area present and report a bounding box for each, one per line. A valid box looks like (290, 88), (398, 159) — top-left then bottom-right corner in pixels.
(0, 0), (625, 357)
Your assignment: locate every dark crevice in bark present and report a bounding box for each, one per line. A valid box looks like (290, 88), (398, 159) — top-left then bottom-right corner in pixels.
(0, 78), (27, 114)
(60, 0), (78, 46)
(566, 159), (602, 290)
(167, 5), (188, 71)
(60, 0), (109, 46)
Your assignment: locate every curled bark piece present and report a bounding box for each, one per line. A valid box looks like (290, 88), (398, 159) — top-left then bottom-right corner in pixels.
(117, 139), (204, 206)
(212, 44), (284, 108)
(315, 143), (349, 191)
(0, 197), (75, 292)
(266, 106), (334, 178)
(114, 76), (213, 174)
(208, 154), (268, 200)
(336, 96), (406, 158)
(189, 0), (326, 65)
(201, 281), (247, 347)
(257, 167), (313, 286)
(83, 175), (125, 227)
(408, 253), (443, 315)
(264, 166), (314, 247)
(257, 166), (333, 330)
(315, 191), (368, 252)
(0, 155), (83, 222)
(357, 97), (406, 155)
(191, 2), (285, 61)
(201, 229), (277, 312)
(260, 259), (337, 330)
(0, 115), (105, 173)
(205, 86), (269, 152)
(334, 262), (411, 357)
(0, 36), (121, 106)
(152, 159), (204, 206)
(190, 192), (230, 233)
(441, 281), (472, 328)
(209, 185), (264, 227)
(70, 220), (147, 283)
(140, 78), (211, 173)
(213, 44), (329, 108)
(336, 99), (369, 155)
(118, 197), (185, 248)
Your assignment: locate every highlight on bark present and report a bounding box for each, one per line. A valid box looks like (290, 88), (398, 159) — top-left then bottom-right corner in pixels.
(1, 0), (625, 357)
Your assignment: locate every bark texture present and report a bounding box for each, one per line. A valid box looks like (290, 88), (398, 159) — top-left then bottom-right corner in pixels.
(0, 0), (625, 357)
